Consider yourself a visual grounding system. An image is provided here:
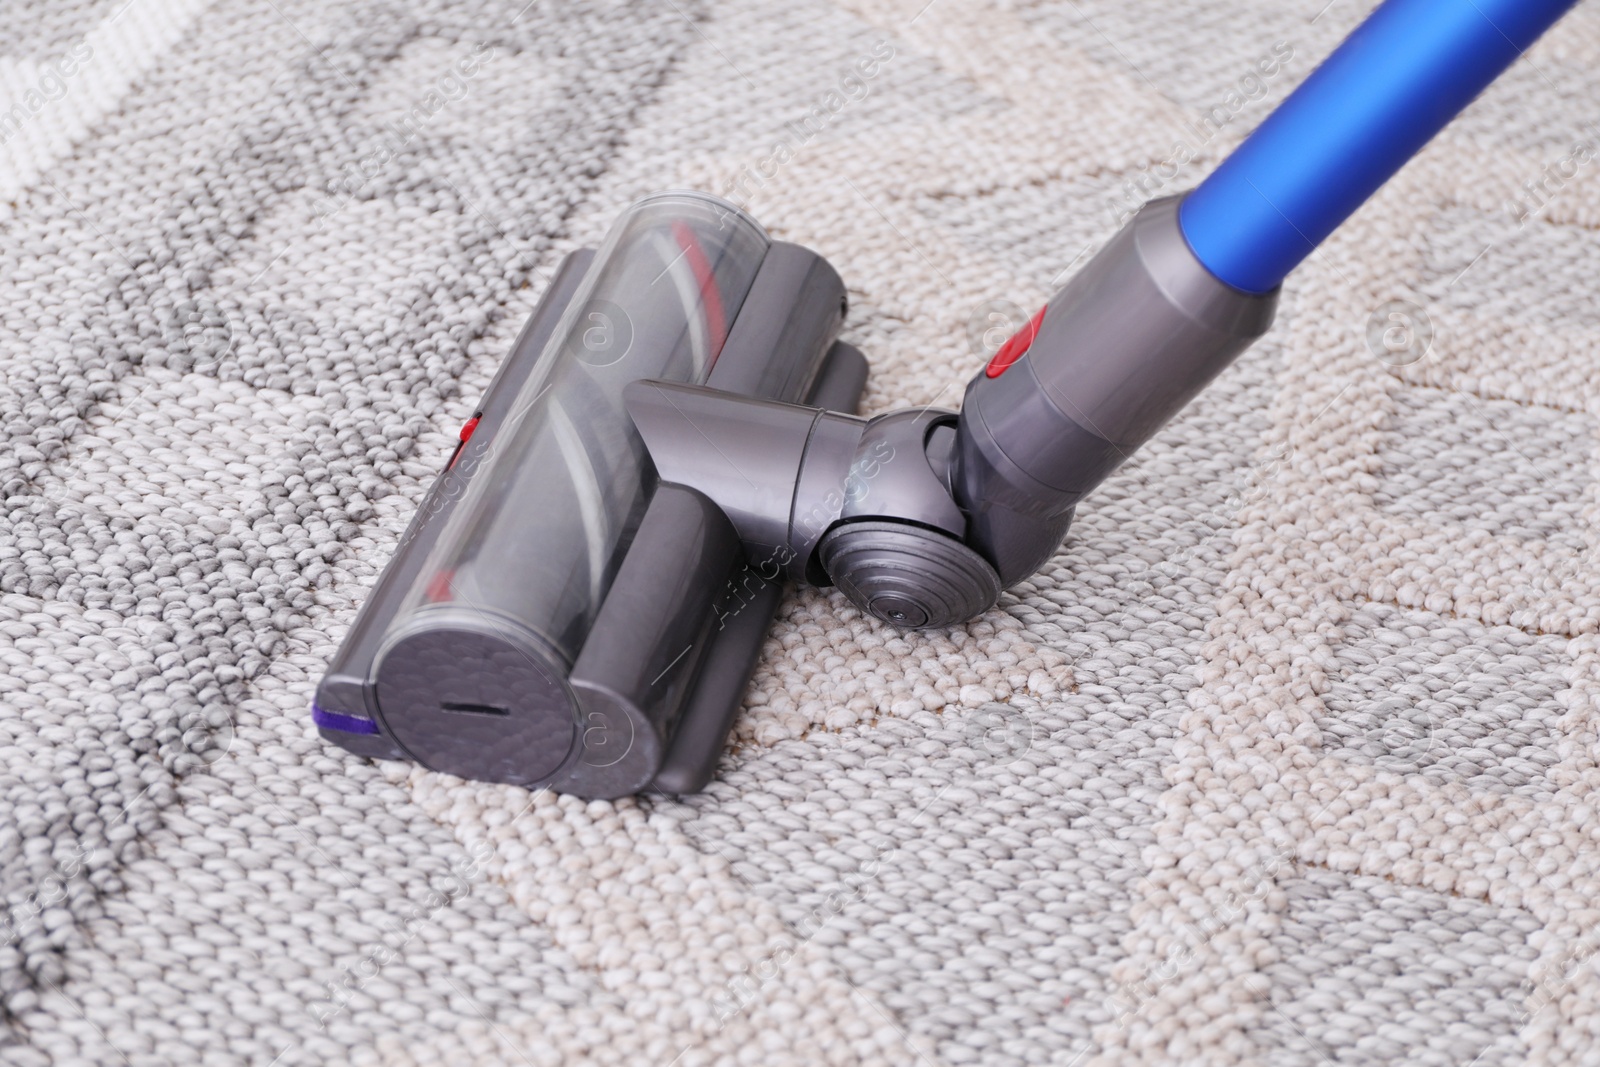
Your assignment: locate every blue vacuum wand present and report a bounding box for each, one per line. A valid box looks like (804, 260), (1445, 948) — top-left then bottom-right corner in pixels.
(1183, 0), (1579, 294)
(316, 0), (1581, 797)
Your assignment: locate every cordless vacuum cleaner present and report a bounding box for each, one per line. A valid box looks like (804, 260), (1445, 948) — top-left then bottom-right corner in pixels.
(314, 0), (1581, 797)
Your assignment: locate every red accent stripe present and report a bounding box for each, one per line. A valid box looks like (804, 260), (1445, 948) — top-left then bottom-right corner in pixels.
(985, 305), (1047, 378)
(425, 569), (455, 603)
(671, 221), (727, 364)
(446, 413), (482, 470)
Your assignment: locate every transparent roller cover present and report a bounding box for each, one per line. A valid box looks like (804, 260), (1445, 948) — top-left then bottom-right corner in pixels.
(370, 193), (770, 785)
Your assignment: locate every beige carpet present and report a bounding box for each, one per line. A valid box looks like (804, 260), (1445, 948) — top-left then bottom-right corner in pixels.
(2, 0), (1599, 1063)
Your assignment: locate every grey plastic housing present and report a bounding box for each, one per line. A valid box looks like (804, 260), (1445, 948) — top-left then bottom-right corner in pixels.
(313, 192), (865, 798)
(956, 195), (1279, 583)
(625, 385), (1002, 629)
(383, 194), (771, 674)
(627, 193), (1277, 629)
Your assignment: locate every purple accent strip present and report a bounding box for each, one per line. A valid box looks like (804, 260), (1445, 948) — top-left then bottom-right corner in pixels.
(312, 704), (381, 735)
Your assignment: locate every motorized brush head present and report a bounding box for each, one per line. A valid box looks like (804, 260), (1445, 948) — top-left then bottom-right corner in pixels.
(313, 191), (868, 798)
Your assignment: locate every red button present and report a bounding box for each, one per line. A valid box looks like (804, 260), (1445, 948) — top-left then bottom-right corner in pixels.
(985, 305), (1047, 378)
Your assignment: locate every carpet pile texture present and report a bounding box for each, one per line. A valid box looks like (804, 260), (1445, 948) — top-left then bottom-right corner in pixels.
(2, 0), (1599, 1063)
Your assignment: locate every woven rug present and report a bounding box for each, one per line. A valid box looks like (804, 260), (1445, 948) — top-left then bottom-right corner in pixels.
(3, 0), (1599, 1063)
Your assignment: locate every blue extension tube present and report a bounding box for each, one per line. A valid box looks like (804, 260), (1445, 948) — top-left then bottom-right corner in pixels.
(1179, 0), (1581, 294)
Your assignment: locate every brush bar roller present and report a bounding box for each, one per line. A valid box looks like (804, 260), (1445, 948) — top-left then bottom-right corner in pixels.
(391, 196), (768, 667)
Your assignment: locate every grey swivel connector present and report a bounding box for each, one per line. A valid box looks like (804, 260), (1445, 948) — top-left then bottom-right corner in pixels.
(625, 384), (999, 627)
(819, 522), (1000, 628)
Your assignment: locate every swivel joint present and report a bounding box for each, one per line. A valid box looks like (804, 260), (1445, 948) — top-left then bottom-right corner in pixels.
(624, 385), (1000, 628)
(626, 195), (1277, 630)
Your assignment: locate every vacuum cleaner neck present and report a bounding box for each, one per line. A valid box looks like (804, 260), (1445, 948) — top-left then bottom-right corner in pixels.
(634, 0), (1580, 629)
(947, 0), (1579, 595)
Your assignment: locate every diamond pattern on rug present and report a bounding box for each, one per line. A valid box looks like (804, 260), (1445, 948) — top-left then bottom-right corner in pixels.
(1317, 603), (1568, 795)
(675, 698), (1160, 1067)
(1015, 0), (1349, 115)
(1372, 386), (1594, 553)
(2, 0), (1598, 1060)
(1246, 866), (1540, 1067)
(909, 173), (1131, 293)
(1421, 205), (1600, 329)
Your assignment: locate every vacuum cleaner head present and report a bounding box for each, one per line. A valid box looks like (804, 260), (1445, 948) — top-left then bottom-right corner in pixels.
(314, 192), (1275, 799)
(315, 0), (1580, 799)
(313, 192), (868, 798)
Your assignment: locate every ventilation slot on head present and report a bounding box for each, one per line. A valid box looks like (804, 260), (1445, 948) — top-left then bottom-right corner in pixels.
(440, 701), (512, 717)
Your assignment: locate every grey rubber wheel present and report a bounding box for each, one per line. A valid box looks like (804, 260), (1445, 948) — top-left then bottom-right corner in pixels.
(818, 521), (1001, 629)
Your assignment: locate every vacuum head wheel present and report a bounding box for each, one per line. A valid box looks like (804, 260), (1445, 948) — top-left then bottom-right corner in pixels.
(819, 521), (1001, 629)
